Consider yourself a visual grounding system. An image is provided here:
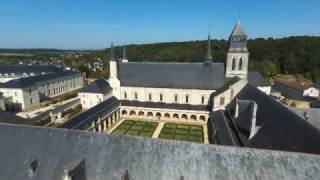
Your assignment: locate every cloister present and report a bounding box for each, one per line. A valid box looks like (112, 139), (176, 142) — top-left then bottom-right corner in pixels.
(120, 106), (209, 123)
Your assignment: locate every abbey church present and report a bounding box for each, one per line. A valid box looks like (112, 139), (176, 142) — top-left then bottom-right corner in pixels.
(107, 21), (271, 122)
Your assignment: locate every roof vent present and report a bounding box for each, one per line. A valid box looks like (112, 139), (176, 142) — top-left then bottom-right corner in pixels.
(121, 170), (131, 180)
(28, 160), (39, 177)
(64, 160), (87, 180)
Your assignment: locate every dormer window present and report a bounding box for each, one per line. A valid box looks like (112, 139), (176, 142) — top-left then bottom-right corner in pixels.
(28, 160), (39, 177)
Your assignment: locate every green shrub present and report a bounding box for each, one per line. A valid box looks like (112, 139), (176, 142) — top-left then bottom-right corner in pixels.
(164, 123), (176, 128)
(175, 129), (188, 135)
(190, 126), (203, 131)
(131, 125), (143, 131)
(177, 124), (189, 130)
(190, 130), (203, 136)
(161, 128), (175, 134)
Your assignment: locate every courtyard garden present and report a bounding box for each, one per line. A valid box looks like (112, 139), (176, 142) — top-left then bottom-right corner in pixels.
(159, 123), (204, 143)
(112, 120), (158, 138)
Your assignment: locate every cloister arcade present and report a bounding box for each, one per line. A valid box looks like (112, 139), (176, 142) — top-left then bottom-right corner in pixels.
(120, 107), (209, 123)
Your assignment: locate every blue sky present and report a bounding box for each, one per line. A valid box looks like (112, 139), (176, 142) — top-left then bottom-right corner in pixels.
(0, 0), (319, 49)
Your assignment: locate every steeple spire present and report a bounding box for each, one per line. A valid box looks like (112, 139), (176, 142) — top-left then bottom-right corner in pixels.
(205, 32), (213, 65)
(110, 43), (117, 61)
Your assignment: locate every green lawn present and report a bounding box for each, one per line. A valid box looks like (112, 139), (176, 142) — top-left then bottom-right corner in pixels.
(112, 120), (158, 138)
(159, 123), (204, 143)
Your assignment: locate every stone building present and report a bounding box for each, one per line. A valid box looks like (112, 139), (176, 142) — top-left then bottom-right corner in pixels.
(0, 71), (85, 111)
(79, 79), (113, 109)
(0, 64), (63, 83)
(108, 21), (271, 122)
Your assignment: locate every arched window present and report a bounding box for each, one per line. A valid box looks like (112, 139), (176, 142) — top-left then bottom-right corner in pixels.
(149, 93), (152, 101)
(134, 92), (138, 100)
(124, 92), (127, 99)
(232, 58), (236, 70)
(239, 58), (243, 70)
(175, 94), (178, 102)
(220, 97), (225, 105)
(160, 94), (163, 101)
(186, 95), (189, 103)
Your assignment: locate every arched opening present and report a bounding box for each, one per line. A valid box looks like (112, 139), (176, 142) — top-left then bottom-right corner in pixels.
(200, 116), (206, 121)
(122, 110), (127, 115)
(130, 110), (136, 116)
(156, 112), (161, 118)
(147, 112), (153, 117)
(164, 113), (170, 118)
(238, 58), (243, 70)
(181, 114), (188, 120)
(173, 113), (179, 119)
(138, 111), (144, 116)
(190, 115), (197, 121)
(232, 58), (236, 70)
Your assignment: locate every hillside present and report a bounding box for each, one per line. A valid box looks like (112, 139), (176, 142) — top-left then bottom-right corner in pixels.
(103, 36), (320, 80)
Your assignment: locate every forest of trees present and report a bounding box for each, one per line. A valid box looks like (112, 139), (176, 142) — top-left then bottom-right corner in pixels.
(105, 36), (320, 80)
(1, 36), (320, 80)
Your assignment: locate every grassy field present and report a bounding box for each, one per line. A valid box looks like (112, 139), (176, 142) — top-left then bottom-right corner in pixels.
(112, 120), (158, 138)
(159, 123), (204, 143)
(0, 53), (34, 57)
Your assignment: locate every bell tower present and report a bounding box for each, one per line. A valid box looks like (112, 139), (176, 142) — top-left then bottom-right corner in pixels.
(226, 20), (249, 79)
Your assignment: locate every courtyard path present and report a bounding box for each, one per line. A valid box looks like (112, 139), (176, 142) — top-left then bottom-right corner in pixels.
(152, 121), (165, 138)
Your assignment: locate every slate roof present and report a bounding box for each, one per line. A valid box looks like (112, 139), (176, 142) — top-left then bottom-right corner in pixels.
(230, 21), (247, 37)
(0, 71), (82, 89)
(226, 83), (320, 154)
(0, 110), (36, 125)
(313, 80), (320, 89)
(80, 79), (111, 94)
(248, 71), (271, 87)
(210, 110), (240, 146)
(0, 65), (62, 74)
(121, 100), (208, 111)
(289, 107), (320, 130)
(212, 76), (241, 96)
(1, 124), (320, 180)
(118, 62), (226, 90)
(59, 97), (120, 129)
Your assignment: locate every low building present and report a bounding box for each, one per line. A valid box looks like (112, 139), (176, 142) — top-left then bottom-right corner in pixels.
(0, 71), (85, 111)
(78, 79), (113, 109)
(0, 65), (63, 83)
(273, 79), (320, 99)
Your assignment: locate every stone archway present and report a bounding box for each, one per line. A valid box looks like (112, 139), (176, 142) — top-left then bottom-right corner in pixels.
(190, 115), (197, 121)
(199, 115), (206, 121)
(122, 110), (128, 115)
(147, 112), (153, 117)
(156, 112), (161, 119)
(173, 113), (179, 119)
(181, 114), (188, 120)
(164, 113), (170, 119)
(138, 111), (145, 116)
(130, 110), (136, 116)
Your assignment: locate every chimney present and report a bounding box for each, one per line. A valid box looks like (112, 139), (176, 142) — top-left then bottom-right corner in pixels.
(249, 101), (258, 139)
